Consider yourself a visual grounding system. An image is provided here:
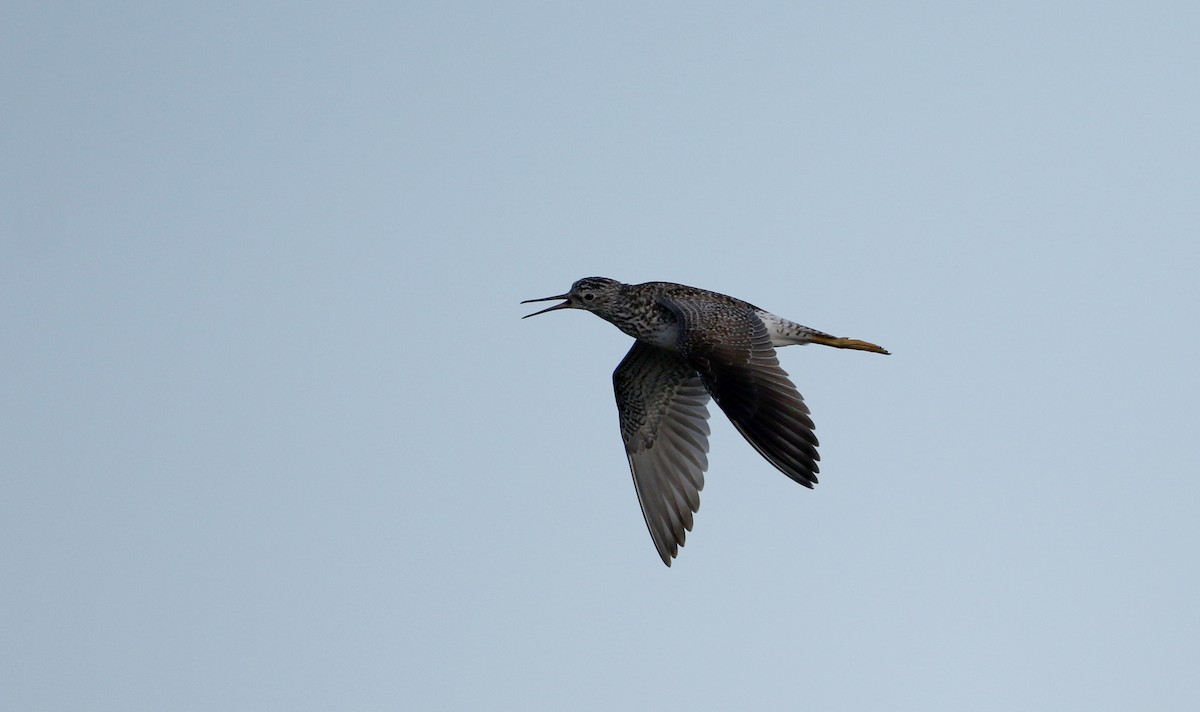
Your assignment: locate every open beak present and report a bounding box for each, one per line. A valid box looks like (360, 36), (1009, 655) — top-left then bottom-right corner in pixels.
(521, 293), (573, 318)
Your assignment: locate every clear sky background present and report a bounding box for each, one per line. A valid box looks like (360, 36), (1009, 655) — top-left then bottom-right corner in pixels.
(3, 3), (1198, 710)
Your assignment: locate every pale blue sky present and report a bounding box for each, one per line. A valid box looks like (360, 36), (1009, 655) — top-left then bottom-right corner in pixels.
(3, 3), (1198, 710)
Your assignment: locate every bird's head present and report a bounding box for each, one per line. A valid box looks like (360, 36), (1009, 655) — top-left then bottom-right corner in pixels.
(521, 277), (624, 318)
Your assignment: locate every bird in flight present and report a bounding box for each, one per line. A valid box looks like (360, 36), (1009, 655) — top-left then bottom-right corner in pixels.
(523, 277), (888, 565)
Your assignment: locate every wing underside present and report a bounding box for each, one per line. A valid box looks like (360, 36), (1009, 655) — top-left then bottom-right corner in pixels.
(613, 342), (711, 566)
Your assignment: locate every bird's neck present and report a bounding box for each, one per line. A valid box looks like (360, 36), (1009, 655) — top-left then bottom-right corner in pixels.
(597, 288), (679, 347)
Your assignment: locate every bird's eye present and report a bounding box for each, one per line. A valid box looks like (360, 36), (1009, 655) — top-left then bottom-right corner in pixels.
(584, 293), (595, 301)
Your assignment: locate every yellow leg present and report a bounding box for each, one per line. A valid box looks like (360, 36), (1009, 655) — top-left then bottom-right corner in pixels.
(807, 335), (890, 355)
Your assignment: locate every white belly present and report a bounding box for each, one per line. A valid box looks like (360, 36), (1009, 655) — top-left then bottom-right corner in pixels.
(634, 321), (681, 349)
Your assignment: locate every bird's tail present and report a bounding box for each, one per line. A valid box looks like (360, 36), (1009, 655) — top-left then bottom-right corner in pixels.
(764, 315), (890, 354)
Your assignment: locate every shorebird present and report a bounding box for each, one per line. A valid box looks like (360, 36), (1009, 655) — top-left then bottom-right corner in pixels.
(522, 277), (888, 566)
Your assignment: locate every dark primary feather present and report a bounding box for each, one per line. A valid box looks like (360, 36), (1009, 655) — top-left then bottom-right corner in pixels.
(665, 297), (821, 487)
(613, 342), (712, 566)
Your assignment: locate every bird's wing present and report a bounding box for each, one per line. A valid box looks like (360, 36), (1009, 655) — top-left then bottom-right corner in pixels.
(664, 297), (821, 487)
(613, 342), (711, 566)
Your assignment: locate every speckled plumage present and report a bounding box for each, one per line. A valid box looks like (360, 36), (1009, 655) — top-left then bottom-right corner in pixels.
(522, 277), (889, 566)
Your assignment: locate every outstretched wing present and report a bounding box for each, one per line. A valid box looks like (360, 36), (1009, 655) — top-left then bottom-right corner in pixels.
(665, 298), (821, 487)
(613, 342), (711, 566)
